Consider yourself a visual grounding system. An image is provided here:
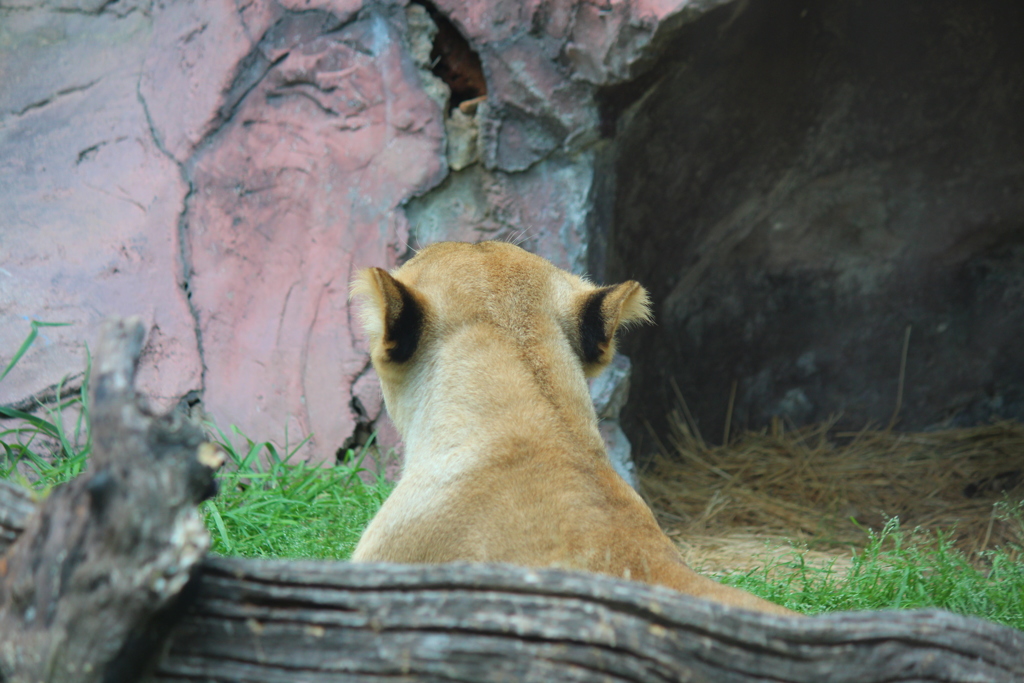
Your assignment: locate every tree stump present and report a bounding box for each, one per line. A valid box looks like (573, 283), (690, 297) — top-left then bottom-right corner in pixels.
(0, 318), (222, 683)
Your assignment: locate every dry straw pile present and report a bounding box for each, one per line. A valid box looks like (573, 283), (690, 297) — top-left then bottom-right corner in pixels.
(642, 411), (1024, 571)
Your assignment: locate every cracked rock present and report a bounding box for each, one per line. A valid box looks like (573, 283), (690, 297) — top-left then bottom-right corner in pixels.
(1, 0), (732, 463)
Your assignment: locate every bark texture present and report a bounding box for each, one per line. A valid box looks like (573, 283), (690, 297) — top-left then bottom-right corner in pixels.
(1, 321), (1022, 680)
(0, 480), (34, 556)
(148, 558), (1024, 683)
(0, 318), (220, 683)
(1, 480), (1022, 682)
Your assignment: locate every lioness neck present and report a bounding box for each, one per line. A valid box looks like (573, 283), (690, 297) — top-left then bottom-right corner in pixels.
(388, 324), (605, 476)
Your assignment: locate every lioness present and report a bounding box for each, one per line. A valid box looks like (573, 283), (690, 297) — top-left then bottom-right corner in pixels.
(350, 241), (794, 616)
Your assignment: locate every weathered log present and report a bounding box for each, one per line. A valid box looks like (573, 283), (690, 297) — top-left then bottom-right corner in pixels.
(1, 323), (1022, 683)
(0, 318), (222, 683)
(0, 480), (35, 556)
(2, 479), (1023, 683)
(147, 558), (1024, 683)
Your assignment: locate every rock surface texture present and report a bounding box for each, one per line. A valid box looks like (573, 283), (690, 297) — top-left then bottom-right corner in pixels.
(1, 0), (706, 462)
(3, 0), (1021, 463)
(603, 0), (1024, 450)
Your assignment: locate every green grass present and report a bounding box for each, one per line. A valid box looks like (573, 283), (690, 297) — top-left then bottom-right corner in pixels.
(1, 394), (392, 560)
(1, 326), (1021, 628)
(1, 321), (391, 561)
(202, 426), (392, 559)
(716, 516), (1024, 629)
(1, 324), (91, 491)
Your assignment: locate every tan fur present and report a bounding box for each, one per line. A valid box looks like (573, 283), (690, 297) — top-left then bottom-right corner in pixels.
(350, 241), (795, 616)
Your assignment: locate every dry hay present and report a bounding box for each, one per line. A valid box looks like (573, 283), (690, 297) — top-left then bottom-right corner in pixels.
(642, 413), (1024, 568)
(667, 530), (857, 577)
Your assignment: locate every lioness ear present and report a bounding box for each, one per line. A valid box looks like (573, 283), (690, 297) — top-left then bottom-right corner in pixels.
(578, 281), (652, 373)
(350, 267), (424, 363)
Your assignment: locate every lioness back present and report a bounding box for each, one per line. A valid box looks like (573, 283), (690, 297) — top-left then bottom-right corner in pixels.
(350, 241), (795, 616)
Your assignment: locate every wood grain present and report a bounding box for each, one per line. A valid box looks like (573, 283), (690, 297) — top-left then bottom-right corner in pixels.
(0, 479), (34, 555)
(0, 318), (219, 683)
(148, 558), (1024, 683)
(1, 323), (1021, 682)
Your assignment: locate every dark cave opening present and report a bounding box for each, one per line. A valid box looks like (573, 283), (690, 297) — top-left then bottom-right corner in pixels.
(599, 0), (1024, 461)
(412, 0), (487, 112)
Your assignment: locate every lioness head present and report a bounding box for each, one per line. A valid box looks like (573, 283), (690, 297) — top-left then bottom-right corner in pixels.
(351, 241), (651, 436)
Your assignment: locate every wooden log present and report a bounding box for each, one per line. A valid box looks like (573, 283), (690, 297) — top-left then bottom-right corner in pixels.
(1, 324), (1022, 682)
(2, 476), (1023, 683)
(0, 479), (35, 555)
(0, 318), (222, 683)
(2, 444), (1023, 683)
(148, 557), (1024, 683)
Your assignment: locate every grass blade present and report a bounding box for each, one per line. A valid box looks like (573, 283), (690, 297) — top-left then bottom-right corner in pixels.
(0, 320), (71, 384)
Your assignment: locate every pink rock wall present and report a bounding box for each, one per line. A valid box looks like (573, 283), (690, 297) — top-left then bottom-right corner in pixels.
(182, 6), (446, 459)
(0, 5), (200, 410)
(1, 0), (711, 461)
